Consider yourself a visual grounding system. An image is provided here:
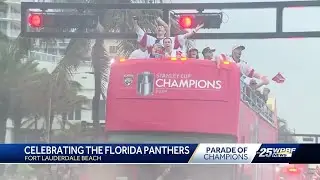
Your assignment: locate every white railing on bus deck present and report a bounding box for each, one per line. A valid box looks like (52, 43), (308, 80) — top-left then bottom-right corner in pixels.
(240, 79), (275, 126)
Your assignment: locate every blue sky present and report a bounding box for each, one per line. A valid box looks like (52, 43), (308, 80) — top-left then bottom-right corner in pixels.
(171, 0), (320, 134)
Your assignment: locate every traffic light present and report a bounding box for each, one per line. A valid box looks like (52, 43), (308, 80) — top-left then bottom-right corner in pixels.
(179, 16), (193, 29)
(28, 14), (43, 28)
(177, 13), (223, 29)
(27, 13), (99, 29)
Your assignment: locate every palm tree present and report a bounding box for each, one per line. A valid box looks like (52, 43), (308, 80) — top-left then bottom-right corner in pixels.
(0, 31), (33, 140)
(56, 0), (192, 137)
(7, 61), (46, 143)
(13, 68), (87, 143)
(1, 51), (87, 176)
(0, 31), (34, 175)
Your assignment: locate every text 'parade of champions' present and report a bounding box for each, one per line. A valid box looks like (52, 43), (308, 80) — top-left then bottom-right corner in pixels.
(0, 143), (319, 164)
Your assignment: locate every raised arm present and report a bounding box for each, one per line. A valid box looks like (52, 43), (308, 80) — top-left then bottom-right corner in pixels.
(132, 17), (145, 36)
(242, 64), (269, 85)
(133, 17), (157, 49)
(182, 23), (204, 39)
(156, 17), (170, 38)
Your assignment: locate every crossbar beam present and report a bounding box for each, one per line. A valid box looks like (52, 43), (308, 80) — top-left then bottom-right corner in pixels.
(21, 1), (320, 39)
(22, 31), (320, 39)
(21, 1), (320, 10)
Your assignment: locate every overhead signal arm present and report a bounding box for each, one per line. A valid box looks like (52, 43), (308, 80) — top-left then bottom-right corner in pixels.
(280, 133), (320, 143)
(21, 1), (320, 39)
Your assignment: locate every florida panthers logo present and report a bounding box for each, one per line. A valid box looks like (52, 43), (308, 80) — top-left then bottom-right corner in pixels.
(123, 74), (134, 86)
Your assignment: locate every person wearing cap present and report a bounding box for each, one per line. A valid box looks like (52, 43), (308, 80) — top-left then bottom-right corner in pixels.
(202, 47), (216, 60)
(217, 45), (269, 85)
(128, 44), (149, 59)
(231, 45), (245, 63)
(187, 48), (199, 59)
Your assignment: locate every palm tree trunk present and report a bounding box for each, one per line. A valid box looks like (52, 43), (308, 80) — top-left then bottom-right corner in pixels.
(13, 116), (23, 143)
(0, 92), (9, 175)
(61, 113), (67, 130)
(0, 115), (8, 144)
(92, 85), (101, 134)
(34, 115), (39, 130)
(91, 39), (105, 137)
(91, 63), (102, 136)
(48, 111), (54, 143)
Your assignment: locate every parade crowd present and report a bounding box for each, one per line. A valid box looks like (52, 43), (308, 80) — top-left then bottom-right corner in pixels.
(129, 16), (271, 113)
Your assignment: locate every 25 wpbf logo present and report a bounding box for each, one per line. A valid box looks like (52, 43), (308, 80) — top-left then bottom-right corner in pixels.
(257, 148), (296, 157)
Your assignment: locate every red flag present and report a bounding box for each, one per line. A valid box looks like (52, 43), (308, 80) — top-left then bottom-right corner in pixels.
(272, 72), (285, 83)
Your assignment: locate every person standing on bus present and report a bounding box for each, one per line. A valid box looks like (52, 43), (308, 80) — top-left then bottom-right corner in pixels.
(133, 16), (203, 52)
(217, 45), (269, 85)
(128, 44), (149, 59)
(187, 48), (199, 59)
(163, 38), (185, 58)
(202, 47), (216, 60)
(150, 43), (165, 58)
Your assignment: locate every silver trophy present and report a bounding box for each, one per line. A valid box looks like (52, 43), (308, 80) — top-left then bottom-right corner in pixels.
(138, 72), (153, 96)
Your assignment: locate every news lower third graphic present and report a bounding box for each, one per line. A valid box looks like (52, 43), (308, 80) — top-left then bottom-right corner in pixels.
(0, 144), (320, 164)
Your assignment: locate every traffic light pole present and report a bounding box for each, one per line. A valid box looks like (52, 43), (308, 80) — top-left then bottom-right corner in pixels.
(21, 1), (320, 39)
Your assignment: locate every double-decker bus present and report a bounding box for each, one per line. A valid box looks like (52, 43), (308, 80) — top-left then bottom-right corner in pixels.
(105, 57), (278, 180)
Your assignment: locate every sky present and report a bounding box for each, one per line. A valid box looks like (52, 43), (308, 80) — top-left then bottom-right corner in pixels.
(170, 0), (320, 134)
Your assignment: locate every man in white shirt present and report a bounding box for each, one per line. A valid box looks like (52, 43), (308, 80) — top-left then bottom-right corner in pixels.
(163, 38), (185, 58)
(217, 45), (269, 85)
(133, 16), (203, 52)
(128, 45), (149, 59)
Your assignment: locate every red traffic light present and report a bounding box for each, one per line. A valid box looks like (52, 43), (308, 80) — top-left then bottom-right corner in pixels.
(178, 16), (193, 29)
(28, 14), (43, 28)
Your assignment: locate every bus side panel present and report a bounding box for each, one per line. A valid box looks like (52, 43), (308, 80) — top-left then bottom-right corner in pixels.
(106, 61), (241, 136)
(238, 102), (278, 180)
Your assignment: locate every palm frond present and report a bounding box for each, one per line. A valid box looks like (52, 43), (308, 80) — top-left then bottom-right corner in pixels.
(54, 38), (91, 77)
(117, 40), (137, 57)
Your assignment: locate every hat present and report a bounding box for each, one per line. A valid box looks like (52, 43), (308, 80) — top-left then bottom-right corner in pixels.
(249, 79), (257, 85)
(188, 48), (198, 52)
(202, 47), (216, 54)
(232, 45), (245, 51)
